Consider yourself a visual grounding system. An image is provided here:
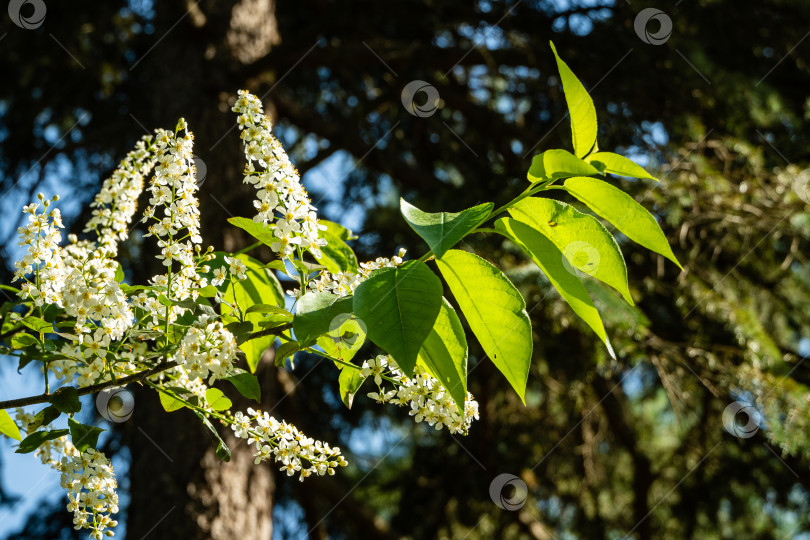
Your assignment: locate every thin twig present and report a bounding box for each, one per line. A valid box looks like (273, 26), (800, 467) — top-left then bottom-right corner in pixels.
(0, 360), (178, 410)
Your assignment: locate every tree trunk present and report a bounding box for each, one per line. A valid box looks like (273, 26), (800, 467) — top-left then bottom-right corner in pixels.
(124, 1), (281, 537)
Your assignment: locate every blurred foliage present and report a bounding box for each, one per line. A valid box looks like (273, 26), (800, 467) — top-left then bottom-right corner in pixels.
(2, 0), (810, 539)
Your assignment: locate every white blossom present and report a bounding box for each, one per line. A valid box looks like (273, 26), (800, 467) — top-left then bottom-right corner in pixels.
(232, 91), (327, 260)
(308, 248), (407, 297)
(229, 407), (348, 480)
(174, 318), (238, 384)
(361, 355), (480, 435)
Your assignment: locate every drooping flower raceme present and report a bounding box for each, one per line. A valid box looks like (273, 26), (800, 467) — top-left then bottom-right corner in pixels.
(232, 90), (327, 259)
(134, 121), (217, 330)
(59, 449), (120, 539)
(229, 407), (348, 481)
(84, 135), (157, 256)
(361, 355), (480, 435)
(15, 409), (118, 540)
(13, 194), (66, 307)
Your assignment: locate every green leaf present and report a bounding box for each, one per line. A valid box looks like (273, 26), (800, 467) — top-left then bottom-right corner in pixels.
(20, 316), (52, 334)
(353, 261), (443, 376)
(551, 41), (598, 158)
(314, 230), (359, 273)
(16, 429), (69, 454)
(67, 417), (104, 452)
(316, 313), (367, 361)
(291, 260), (326, 276)
(227, 216), (277, 248)
(564, 177), (681, 269)
(275, 340), (300, 368)
(495, 218), (614, 358)
(338, 366), (366, 409)
(0, 409), (22, 441)
(28, 405), (60, 432)
(400, 199), (494, 259)
(114, 262), (125, 283)
(223, 372), (261, 402)
(320, 219), (357, 241)
(196, 285), (218, 298)
(158, 388), (186, 412)
(527, 149), (600, 183)
(436, 250), (532, 403)
(509, 197), (633, 305)
(222, 254), (285, 372)
(416, 298), (468, 411)
(194, 411), (231, 462)
(263, 260), (290, 275)
(11, 333), (37, 349)
(50, 386), (81, 414)
(205, 388), (233, 411)
(293, 292), (354, 347)
(585, 152), (658, 181)
(245, 304), (291, 316)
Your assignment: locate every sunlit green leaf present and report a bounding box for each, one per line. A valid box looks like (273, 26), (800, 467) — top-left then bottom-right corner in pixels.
(11, 333), (37, 349)
(495, 218), (614, 358)
(509, 197), (633, 305)
(551, 41), (598, 158)
(527, 149), (600, 183)
(585, 152), (657, 181)
(222, 254), (284, 372)
(314, 230), (358, 273)
(159, 389), (186, 412)
(436, 250), (532, 402)
(0, 409), (22, 441)
(338, 366), (366, 409)
(320, 219), (357, 241)
(417, 298), (468, 410)
(205, 388), (233, 411)
(21, 316), (52, 334)
(227, 217), (277, 248)
(316, 313), (367, 361)
(564, 176), (681, 269)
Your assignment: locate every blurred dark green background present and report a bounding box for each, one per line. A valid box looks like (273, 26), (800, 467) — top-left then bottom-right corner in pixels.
(2, 0), (810, 538)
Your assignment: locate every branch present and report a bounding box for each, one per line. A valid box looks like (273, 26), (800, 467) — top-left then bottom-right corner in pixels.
(243, 323), (292, 343)
(0, 360), (178, 410)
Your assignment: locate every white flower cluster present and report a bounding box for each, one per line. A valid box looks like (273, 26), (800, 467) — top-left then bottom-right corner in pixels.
(133, 122), (217, 330)
(59, 449), (119, 539)
(309, 248), (407, 297)
(84, 135), (156, 256)
(15, 409), (118, 539)
(175, 317), (239, 384)
(230, 407), (348, 481)
(50, 341), (146, 388)
(361, 355), (480, 435)
(142, 121), (203, 267)
(13, 194), (66, 307)
(60, 242), (135, 345)
(232, 90), (327, 258)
